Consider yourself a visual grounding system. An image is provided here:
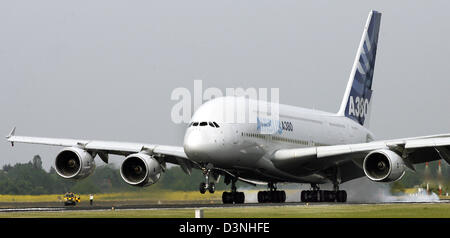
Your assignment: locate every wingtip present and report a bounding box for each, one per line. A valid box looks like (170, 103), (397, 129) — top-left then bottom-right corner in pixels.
(6, 127), (16, 139)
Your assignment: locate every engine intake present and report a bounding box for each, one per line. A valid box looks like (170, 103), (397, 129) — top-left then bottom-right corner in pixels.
(363, 149), (406, 182)
(120, 153), (162, 187)
(55, 147), (95, 179)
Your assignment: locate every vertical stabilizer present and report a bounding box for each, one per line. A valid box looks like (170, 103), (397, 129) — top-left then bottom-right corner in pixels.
(337, 10), (381, 128)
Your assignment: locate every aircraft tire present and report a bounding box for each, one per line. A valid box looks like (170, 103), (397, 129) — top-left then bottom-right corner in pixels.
(280, 191), (286, 203)
(208, 183), (215, 194)
(235, 192), (245, 204)
(222, 191), (245, 204)
(323, 191), (335, 202)
(319, 190), (325, 202)
(258, 191), (264, 203)
(199, 182), (207, 194)
(336, 190), (347, 203)
(301, 191), (307, 202)
(222, 192), (232, 204)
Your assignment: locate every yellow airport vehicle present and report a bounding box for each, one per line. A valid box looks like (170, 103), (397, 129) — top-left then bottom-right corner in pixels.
(63, 192), (80, 206)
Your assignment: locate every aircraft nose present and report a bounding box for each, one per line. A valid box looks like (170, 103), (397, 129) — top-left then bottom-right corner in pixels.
(183, 130), (211, 160)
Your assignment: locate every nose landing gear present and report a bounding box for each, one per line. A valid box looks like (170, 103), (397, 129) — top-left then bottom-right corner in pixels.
(199, 168), (216, 194)
(199, 182), (216, 194)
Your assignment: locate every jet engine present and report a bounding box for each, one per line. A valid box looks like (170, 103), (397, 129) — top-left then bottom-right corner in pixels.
(120, 153), (162, 187)
(55, 147), (95, 179)
(363, 149), (406, 182)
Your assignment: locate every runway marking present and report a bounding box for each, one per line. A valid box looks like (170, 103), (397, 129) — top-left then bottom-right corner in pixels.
(0, 207), (66, 213)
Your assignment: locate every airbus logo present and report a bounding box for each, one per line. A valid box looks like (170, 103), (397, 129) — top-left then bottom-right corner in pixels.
(257, 117), (283, 135)
(348, 96), (370, 118)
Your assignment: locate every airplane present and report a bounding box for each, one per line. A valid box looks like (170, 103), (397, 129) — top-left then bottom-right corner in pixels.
(6, 10), (450, 204)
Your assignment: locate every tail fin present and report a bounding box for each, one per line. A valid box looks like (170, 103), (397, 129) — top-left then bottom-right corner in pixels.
(337, 10), (381, 128)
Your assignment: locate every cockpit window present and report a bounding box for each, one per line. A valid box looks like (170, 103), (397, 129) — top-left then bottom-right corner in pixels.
(190, 121), (220, 128)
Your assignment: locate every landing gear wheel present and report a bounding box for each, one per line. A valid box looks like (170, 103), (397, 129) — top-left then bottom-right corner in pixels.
(222, 177), (245, 204)
(274, 191), (286, 203)
(279, 191), (286, 203)
(301, 190), (346, 202)
(301, 191), (307, 202)
(336, 190), (347, 203)
(257, 182), (286, 203)
(199, 182), (207, 194)
(258, 191), (265, 203)
(301, 182), (346, 202)
(323, 191), (335, 202)
(235, 192), (245, 204)
(318, 190), (325, 202)
(199, 165), (215, 195)
(222, 191), (245, 204)
(208, 183), (215, 194)
(258, 191), (264, 203)
(222, 192), (232, 204)
(303, 190), (312, 202)
(263, 191), (271, 203)
(307, 191), (318, 202)
(257, 190), (286, 203)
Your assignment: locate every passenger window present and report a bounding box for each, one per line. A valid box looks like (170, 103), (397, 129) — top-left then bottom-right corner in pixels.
(208, 122), (215, 127)
(200, 122), (207, 126)
(193, 122), (199, 126)
(213, 122), (220, 128)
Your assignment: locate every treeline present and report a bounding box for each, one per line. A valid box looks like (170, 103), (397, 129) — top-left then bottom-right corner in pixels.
(0, 155), (229, 195)
(391, 160), (450, 194)
(0, 155), (448, 195)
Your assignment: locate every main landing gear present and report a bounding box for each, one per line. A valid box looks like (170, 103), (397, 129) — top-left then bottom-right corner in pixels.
(222, 177), (245, 204)
(257, 182), (286, 203)
(300, 184), (347, 203)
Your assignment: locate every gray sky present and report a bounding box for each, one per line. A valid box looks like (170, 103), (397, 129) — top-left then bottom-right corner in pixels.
(1, 0), (450, 171)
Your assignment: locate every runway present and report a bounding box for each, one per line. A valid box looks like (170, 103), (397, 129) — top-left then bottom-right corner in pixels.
(1, 200), (449, 213)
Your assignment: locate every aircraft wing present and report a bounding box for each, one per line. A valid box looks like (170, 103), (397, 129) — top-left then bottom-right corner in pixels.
(271, 133), (450, 179)
(5, 127), (198, 175)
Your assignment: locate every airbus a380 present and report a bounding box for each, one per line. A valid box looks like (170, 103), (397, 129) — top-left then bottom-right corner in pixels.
(6, 10), (450, 204)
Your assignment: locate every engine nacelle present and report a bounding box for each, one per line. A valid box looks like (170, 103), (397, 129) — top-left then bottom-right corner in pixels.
(120, 153), (162, 187)
(363, 149), (406, 182)
(55, 147), (95, 179)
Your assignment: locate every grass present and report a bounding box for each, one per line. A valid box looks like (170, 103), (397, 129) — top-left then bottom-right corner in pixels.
(1, 203), (450, 218)
(0, 190), (223, 203)
(203, 203), (450, 218)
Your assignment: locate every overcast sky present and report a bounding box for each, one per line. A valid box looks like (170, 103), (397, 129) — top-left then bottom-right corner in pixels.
(1, 0), (449, 171)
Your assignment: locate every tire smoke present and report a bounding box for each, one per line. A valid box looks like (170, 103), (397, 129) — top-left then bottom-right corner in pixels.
(239, 178), (440, 203)
(340, 177), (440, 203)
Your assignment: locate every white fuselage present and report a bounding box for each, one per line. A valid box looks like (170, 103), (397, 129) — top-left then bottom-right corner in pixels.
(183, 97), (374, 184)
